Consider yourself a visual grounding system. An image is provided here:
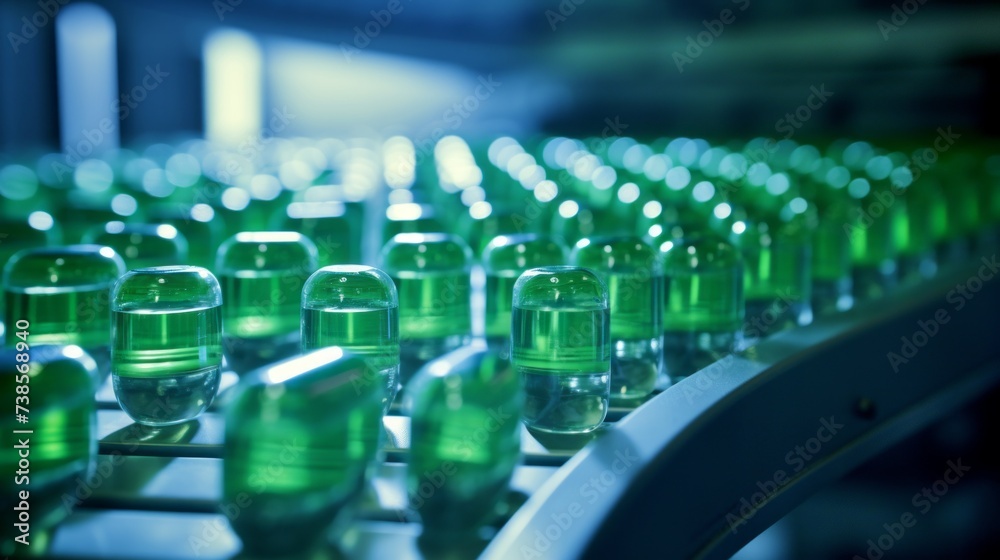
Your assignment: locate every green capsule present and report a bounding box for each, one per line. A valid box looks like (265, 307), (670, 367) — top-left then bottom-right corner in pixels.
(847, 175), (898, 301)
(111, 266), (222, 426)
(460, 206), (525, 257)
(302, 265), (400, 413)
(277, 201), (363, 266)
(216, 232), (318, 373)
(550, 199), (600, 246)
(60, 191), (134, 244)
(572, 236), (661, 403)
(224, 348), (384, 557)
(3, 245), (125, 378)
(659, 234), (744, 379)
(235, 184), (294, 236)
(939, 156), (982, 249)
(607, 181), (646, 231)
(84, 222), (188, 270)
(512, 266), (610, 434)
(888, 166), (937, 281)
(148, 203), (225, 270)
(1, 345), (95, 556)
(0, 214), (61, 271)
(810, 165), (855, 314)
(482, 234), (566, 348)
(919, 174), (952, 262)
(406, 342), (523, 547)
(380, 233), (472, 380)
(731, 199), (813, 338)
(382, 203), (444, 246)
(0, 213), (61, 349)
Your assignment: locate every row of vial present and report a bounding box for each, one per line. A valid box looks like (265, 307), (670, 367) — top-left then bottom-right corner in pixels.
(0, 229), (635, 552)
(8, 176), (1000, 435)
(5, 135), (1000, 554)
(4, 227), (671, 433)
(5, 136), (1000, 358)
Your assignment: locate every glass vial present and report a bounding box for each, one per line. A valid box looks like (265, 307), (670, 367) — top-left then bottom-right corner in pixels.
(3, 245), (125, 378)
(302, 265), (400, 414)
(660, 235), (744, 380)
(223, 348), (384, 557)
(571, 236), (662, 403)
(405, 342), (523, 550)
(111, 266), (222, 426)
(380, 233), (472, 382)
(84, 222), (188, 270)
(512, 266), (610, 434)
(216, 232), (318, 374)
(482, 234), (566, 351)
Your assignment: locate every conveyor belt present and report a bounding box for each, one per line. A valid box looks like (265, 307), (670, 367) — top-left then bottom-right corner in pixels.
(32, 249), (1000, 559)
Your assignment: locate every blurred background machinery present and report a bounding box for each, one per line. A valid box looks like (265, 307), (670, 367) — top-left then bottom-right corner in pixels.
(3, 0), (1000, 149)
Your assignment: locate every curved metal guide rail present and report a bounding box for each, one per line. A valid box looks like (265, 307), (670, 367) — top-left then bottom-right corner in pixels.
(484, 254), (1000, 559)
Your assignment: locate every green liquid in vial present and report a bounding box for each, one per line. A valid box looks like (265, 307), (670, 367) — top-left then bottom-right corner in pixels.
(112, 306), (221, 426)
(220, 271), (303, 338)
(406, 345), (522, 544)
(224, 350), (383, 556)
(604, 272), (661, 401)
(409, 395), (519, 536)
(302, 306), (400, 411)
(512, 306), (610, 433)
(5, 285), (110, 349)
(395, 272), (471, 341)
(484, 274), (517, 340)
(605, 272), (660, 339)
